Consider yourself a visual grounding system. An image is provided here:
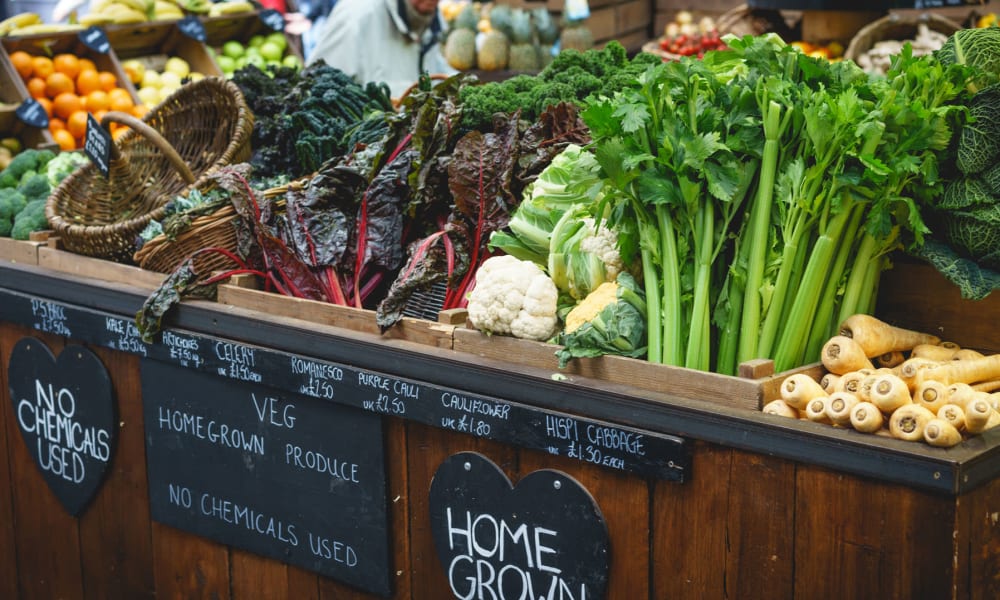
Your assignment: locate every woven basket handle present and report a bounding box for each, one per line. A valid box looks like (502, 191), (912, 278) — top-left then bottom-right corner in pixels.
(101, 111), (196, 185)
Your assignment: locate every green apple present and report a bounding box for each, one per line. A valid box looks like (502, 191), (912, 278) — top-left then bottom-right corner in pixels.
(141, 70), (161, 89)
(222, 40), (245, 60)
(216, 55), (236, 73)
(266, 32), (287, 51)
(281, 54), (302, 70)
(244, 54), (266, 69)
(248, 34), (266, 48)
(245, 46), (261, 58)
(137, 86), (160, 106)
(259, 41), (283, 62)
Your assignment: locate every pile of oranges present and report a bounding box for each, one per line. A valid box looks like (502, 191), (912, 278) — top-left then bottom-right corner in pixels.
(9, 50), (148, 151)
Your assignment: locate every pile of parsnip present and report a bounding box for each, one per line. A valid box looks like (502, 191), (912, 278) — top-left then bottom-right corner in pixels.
(763, 314), (1000, 448)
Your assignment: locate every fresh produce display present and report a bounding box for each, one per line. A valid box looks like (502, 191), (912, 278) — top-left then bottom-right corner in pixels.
(0, 149), (86, 239)
(123, 56), (205, 107)
(658, 10), (726, 58)
(0, 12), (82, 36)
(9, 49), (140, 149)
(441, 3), (563, 72)
(213, 33), (302, 78)
(763, 314), (1000, 448)
(79, 0), (184, 25)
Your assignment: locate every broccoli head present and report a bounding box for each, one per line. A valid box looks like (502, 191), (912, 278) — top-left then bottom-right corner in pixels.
(11, 198), (48, 240)
(17, 173), (51, 202)
(0, 149), (56, 189)
(0, 188), (27, 237)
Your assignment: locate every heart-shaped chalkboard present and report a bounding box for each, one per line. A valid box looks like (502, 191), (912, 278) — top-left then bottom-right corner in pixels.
(429, 452), (609, 600)
(7, 338), (116, 516)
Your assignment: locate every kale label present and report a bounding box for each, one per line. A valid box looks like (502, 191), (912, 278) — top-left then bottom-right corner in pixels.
(429, 452), (609, 600)
(7, 338), (116, 516)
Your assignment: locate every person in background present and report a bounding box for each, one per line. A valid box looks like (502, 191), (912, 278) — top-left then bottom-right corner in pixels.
(306, 0), (452, 98)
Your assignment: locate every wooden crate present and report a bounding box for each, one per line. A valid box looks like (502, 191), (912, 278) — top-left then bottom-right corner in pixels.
(451, 325), (821, 411)
(106, 21), (223, 78)
(0, 237), (43, 265)
(36, 242), (166, 291)
(215, 281), (457, 350)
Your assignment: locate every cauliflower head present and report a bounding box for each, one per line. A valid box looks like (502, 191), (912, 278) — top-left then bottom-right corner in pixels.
(467, 255), (559, 341)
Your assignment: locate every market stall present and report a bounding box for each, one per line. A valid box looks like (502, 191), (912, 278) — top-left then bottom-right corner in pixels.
(2, 1), (1000, 599)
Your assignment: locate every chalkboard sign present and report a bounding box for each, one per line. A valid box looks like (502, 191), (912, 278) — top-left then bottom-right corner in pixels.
(177, 16), (206, 42)
(430, 452), (609, 600)
(83, 113), (111, 178)
(142, 359), (391, 596)
(78, 26), (110, 53)
(7, 338), (116, 516)
(260, 9), (285, 32)
(15, 99), (48, 129)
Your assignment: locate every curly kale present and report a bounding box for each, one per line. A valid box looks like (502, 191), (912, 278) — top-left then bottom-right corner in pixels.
(458, 41), (657, 132)
(233, 61), (393, 178)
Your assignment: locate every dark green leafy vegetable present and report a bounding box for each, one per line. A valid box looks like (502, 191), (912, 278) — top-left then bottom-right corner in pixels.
(915, 238), (1000, 300)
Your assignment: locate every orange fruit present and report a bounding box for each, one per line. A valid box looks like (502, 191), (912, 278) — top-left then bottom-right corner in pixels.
(31, 56), (54, 79)
(78, 57), (97, 74)
(48, 117), (66, 132)
(85, 90), (109, 112)
(131, 104), (149, 119)
(112, 127), (130, 141)
(53, 92), (83, 120)
(45, 72), (75, 98)
(97, 71), (117, 92)
(76, 69), (100, 96)
(37, 97), (54, 117)
(52, 128), (76, 151)
(66, 110), (89, 139)
(26, 77), (47, 99)
(53, 54), (81, 79)
(91, 109), (108, 127)
(10, 51), (33, 80)
(108, 88), (134, 112)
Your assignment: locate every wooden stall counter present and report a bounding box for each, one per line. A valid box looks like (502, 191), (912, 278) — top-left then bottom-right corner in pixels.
(1, 260), (998, 600)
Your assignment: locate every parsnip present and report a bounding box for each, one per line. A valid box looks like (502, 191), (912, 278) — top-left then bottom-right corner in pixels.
(850, 401), (884, 433)
(936, 403), (966, 432)
(875, 351), (905, 369)
(964, 396), (1000, 434)
(923, 419), (963, 448)
(915, 354), (1000, 387)
(911, 343), (958, 362)
(820, 372), (840, 394)
(838, 314), (941, 357)
(947, 382), (976, 409)
(835, 371), (867, 395)
(889, 404), (936, 442)
(914, 380), (949, 414)
(822, 335), (875, 375)
(762, 399), (798, 419)
(805, 397), (832, 424)
(780, 373), (828, 411)
(870, 373), (912, 415)
(825, 391), (860, 426)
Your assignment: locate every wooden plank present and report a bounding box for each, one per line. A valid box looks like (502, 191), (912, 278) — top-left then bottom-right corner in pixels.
(517, 445), (651, 597)
(876, 260), (1000, 353)
(954, 476), (1000, 600)
(0, 238), (43, 266)
(612, 29), (652, 53)
(1, 330), (86, 600)
(793, 464), (954, 599)
(37, 246), (166, 291)
(0, 324), (24, 599)
(453, 326), (820, 410)
(216, 284), (456, 349)
(723, 450), (796, 599)
(652, 442), (732, 598)
(79, 347), (155, 599)
(617, 0), (653, 33)
(230, 552), (294, 599)
(151, 523), (231, 599)
(800, 10), (881, 44)
(588, 6), (618, 42)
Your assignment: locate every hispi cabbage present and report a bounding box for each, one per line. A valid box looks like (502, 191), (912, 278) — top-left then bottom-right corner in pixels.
(556, 272), (647, 367)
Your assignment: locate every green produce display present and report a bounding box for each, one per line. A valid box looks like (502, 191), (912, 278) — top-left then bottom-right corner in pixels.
(0, 149), (87, 239)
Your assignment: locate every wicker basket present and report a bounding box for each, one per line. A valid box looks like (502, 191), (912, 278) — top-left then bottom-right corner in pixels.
(132, 201), (242, 275)
(844, 12), (963, 62)
(45, 77), (253, 263)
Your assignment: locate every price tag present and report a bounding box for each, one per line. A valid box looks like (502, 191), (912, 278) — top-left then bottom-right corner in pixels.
(177, 16), (206, 42)
(15, 99), (48, 129)
(78, 26), (110, 54)
(259, 9), (285, 32)
(83, 113), (112, 178)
